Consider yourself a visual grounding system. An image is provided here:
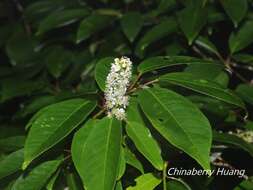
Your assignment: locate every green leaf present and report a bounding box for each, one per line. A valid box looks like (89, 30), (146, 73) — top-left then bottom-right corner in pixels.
(213, 130), (253, 157)
(72, 118), (122, 190)
(6, 28), (39, 66)
(233, 53), (253, 65)
(0, 136), (25, 152)
(77, 14), (115, 43)
(229, 21), (253, 54)
(0, 79), (44, 103)
(138, 87), (212, 170)
(178, 1), (207, 44)
(195, 36), (219, 56)
(0, 149), (23, 179)
(220, 0), (248, 27)
(135, 18), (177, 57)
(117, 146), (126, 180)
(45, 46), (72, 78)
(46, 169), (60, 190)
(124, 148), (144, 174)
(233, 178), (253, 190)
(236, 84), (253, 106)
(159, 72), (245, 109)
(37, 9), (89, 35)
(126, 99), (163, 170)
(137, 56), (222, 75)
(167, 178), (191, 190)
(66, 172), (83, 190)
(95, 57), (114, 91)
(12, 160), (61, 190)
(126, 173), (161, 190)
(24, 99), (96, 168)
(120, 12), (143, 42)
(115, 181), (123, 190)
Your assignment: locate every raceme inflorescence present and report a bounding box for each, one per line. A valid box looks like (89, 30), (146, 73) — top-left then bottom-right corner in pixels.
(104, 56), (132, 120)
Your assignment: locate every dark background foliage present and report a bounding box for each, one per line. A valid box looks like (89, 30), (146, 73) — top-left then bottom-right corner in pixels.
(0, 0), (253, 190)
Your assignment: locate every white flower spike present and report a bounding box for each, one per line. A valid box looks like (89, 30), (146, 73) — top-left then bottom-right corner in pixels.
(104, 56), (132, 120)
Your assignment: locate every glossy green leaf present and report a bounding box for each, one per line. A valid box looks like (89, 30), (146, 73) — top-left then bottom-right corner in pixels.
(72, 118), (122, 190)
(220, 0), (248, 27)
(12, 160), (61, 190)
(138, 87), (212, 170)
(126, 173), (161, 190)
(137, 56), (222, 75)
(135, 18), (177, 57)
(126, 99), (163, 170)
(124, 148), (144, 174)
(77, 14), (114, 43)
(159, 72), (245, 108)
(236, 84), (253, 106)
(95, 57), (113, 91)
(0, 149), (23, 179)
(178, 1), (207, 44)
(37, 9), (89, 35)
(24, 99), (96, 168)
(213, 130), (253, 157)
(229, 21), (253, 54)
(120, 12), (143, 42)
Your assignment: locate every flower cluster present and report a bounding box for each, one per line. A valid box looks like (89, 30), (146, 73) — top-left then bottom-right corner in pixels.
(104, 57), (132, 120)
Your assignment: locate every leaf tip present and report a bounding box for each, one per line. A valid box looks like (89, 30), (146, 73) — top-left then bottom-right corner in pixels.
(22, 161), (30, 170)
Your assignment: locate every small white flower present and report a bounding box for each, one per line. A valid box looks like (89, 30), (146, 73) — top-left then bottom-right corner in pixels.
(104, 56), (132, 120)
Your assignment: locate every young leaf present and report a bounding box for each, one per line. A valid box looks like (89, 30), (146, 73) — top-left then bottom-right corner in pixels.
(12, 160), (61, 190)
(159, 72), (245, 109)
(37, 9), (89, 35)
(0, 149), (23, 179)
(126, 99), (163, 170)
(229, 21), (253, 54)
(177, 1), (207, 44)
(135, 18), (177, 58)
(220, 0), (248, 27)
(126, 173), (161, 190)
(120, 12), (143, 42)
(137, 56), (222, 75)
(77, 14), (115, 44)
(95, 57), (114, 91)
(138, 87), (212, 170)
(24, 99), (96, 168)
(71, 118), (122, 190)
